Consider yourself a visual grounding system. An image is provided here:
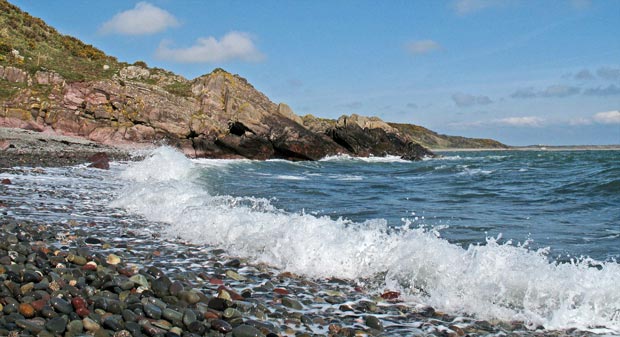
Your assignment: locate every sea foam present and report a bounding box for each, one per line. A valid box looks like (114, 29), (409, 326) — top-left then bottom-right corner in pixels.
(112, 147), (620, 333)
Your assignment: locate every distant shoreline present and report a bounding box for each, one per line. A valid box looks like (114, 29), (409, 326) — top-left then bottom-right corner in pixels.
(432, 145), (620, 152)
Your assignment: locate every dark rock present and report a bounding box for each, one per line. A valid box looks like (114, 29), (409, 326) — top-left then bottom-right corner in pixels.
(88, 152), (110, 169)
(16, 318), (46, 333)
(328, 119), (433, 160)
(210, 319), (233, 333)
(85, 237), (102, 244)
(45, 316), (67, 334)
(66, 319), (84, 334)
(103, 315), (125, 331)
(50, 297), (73, 314)
(188, 321), (206, 334)
(1, 178), (11, 184)
(182, 308), (197, 327)
(232, 324), (265, 337)
(365, 315), (384, 331)
(144, 303), (163, 319)
(207, 297), (229, 311)
(281, 297), (303, 310)
(151, 275), (172, 297)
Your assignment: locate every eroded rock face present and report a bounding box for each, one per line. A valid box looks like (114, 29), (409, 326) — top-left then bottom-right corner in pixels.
(1, 67), (433, 161)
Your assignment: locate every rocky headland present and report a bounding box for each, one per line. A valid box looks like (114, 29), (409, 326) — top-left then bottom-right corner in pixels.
(0, 0), (506, 164)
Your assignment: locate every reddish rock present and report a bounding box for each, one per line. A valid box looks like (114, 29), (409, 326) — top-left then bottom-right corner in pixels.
(1, 178), (11, 184)
(380, 291), (400, 300)
(71, 297), (87, 310)
(88, 152), (110, 170)
(19, 303), (36, 318)
(30, 298), (48, 312)
(209, 278), (224, 285)
(203, 311), (220, 320)
(273, 288), (289, 295)
(76, 307), (90, 318)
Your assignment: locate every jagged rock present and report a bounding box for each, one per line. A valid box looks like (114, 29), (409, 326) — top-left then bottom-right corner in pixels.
(1, 54), (433, 161)
(328, 122), (433, 160)
(336, 114), (397, 134)
(34, 71), (64, 86)
(0, 66), (29, 83)
(119, 66), (150, 80)
(277, 103), (304, 125)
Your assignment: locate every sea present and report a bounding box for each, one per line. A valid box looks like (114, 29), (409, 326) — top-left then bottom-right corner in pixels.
(2, 147), (620, 334)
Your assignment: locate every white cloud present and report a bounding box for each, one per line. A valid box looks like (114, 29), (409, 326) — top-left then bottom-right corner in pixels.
(100, 2), (179, 35)
(593, 110), (620, 124)
(449, 116), (545, 129)
(156, 32), (265, 63)
(451, 0), (510, 15)
(405, 40), (442, 55)
(497, 116), (545, 127)
(452, 93), (493, 107)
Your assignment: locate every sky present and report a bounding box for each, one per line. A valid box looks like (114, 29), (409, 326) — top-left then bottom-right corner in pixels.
(11, 0), (620, 146)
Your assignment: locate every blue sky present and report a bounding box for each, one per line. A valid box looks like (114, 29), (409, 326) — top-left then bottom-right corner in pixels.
(11, 0), (620, 145)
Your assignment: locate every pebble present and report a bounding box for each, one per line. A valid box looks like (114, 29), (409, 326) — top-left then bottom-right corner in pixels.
(50, 297), (73, 314)
(107, 253), (121, 265)
(18, 303), (35, 318)
(232, 324), (264, 337)
(281, 297), (304, 310)
(211, 319), (233, 333)
(226, 270), (247, 281)
(365, 315), (384, 331)
(45, 316), (67, 334)
(0, 212), (591, 337)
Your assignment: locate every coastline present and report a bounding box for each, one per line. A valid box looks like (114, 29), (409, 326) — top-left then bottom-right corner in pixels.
(432, 145), (620, 152)
(0, 127), (147, 169)
(1, 126), (616, 336)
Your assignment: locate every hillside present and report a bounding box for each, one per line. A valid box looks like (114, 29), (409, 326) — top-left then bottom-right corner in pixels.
(389, 123), (506, 149)
(0, 0), (504, 161)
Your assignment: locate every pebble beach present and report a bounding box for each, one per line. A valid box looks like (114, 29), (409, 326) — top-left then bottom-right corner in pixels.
(0, 128), (610, 337)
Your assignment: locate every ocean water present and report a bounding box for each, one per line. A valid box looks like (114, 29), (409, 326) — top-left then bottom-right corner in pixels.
(3, 147), (620, 333)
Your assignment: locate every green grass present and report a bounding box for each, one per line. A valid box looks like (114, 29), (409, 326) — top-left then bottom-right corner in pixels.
(0, 0), (125, 87)
(164, 81), (193, 97)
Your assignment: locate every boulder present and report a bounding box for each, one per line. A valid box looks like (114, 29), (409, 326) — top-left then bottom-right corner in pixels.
(88, 152), (110, 170)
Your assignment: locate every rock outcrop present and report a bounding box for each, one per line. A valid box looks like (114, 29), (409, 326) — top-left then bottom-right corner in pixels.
(1, 65), (434, 161)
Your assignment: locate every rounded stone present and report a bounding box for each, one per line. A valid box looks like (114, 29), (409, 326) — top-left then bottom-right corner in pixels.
(188, 321), (206, 334)
(67, 319), (84, 334)
(281, 297), (303, 310)
(103, 315), (125, 331)
(129, 274), (149, 289)
(83, 317), (101, 331)
(45, 316), (67, 334)
(182, 308), (197, 327)
(50, 297), (73, 314)
(211, 319), (233, 333)
(232, 324), (264, 337)
(18, 303), (36, 318)
(365, 315), (384, 331)
(144, 303), (163, 319)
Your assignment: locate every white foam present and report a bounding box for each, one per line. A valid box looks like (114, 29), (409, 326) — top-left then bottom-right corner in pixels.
(112, 147), (620, 333)
(274, 175), (307, 181)
(320, 154), (408, 163)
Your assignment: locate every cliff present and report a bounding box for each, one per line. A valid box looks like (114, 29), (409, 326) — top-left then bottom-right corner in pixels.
(0, 1), (503, 161)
